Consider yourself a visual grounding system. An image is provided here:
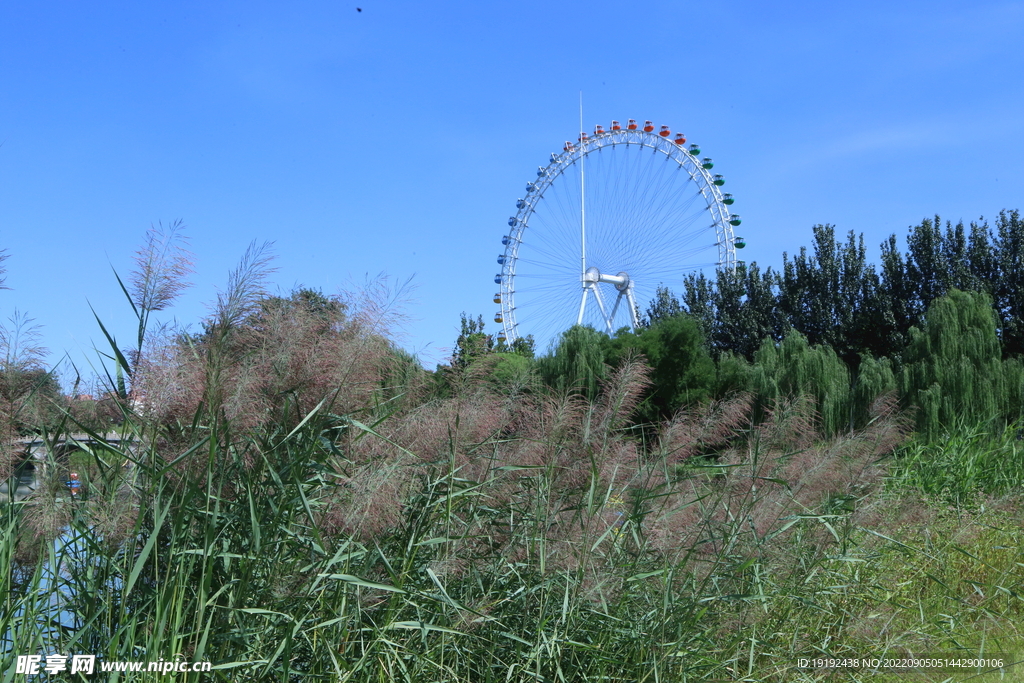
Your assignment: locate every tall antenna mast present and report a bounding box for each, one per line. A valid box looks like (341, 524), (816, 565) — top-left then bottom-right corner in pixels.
(575, 92), (592, 326)
(579, 91), (586, 279)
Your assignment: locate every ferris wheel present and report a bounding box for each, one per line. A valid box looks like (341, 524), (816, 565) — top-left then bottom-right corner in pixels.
(493, 119), (745, 348)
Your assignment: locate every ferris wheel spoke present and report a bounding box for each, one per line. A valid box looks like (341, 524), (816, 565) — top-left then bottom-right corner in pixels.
(515, 257), (580, 274)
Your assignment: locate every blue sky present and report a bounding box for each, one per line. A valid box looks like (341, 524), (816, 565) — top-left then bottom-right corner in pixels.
(2, 1), (1023, 379)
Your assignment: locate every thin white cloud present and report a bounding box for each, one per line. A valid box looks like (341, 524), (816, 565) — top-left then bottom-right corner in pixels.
(782, 108), (1024, 171)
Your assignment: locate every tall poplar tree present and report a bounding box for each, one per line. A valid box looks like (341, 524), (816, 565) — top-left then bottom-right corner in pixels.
(994, 210), (1024, 357)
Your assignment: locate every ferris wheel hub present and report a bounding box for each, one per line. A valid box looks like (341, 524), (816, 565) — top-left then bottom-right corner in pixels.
(582, 267), (632, 291)
(613, 271), (631, 292)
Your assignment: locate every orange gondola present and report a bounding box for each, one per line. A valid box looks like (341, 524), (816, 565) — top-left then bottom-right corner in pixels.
(643, 120), (655, 132)
(659, 125), (671, 137)
(673, 133), (686, 145)
(610, 120), (621, 131)
(627, 119), (638, 130)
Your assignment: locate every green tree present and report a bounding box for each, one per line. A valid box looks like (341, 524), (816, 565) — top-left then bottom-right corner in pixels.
(776, 226), (878, 365)
(644, 285), (683, 327)
(900, 289), (1024, 435)
(714, 351), (752, 399)
(495, 332), (536, 359)
(452, 313), (493, 370)
(943, 220), (972, 292)
(749, 330), (852, 435)
(967, 218), (998, 293)
(994, 210), (1024, 357)
(486, 352), (537, 394)
(675, 264), (782, 360)
(875, 233), (915, 360)
(430, 313), (498, 398)
(905, 215), (950, 319)
(680, 272), (715, 343)
(849, 353), (897, 429)
(711, 265), (746, 356)
(635, 314), (714, 418)
(537, 325), (610, 399)
(712, 263), (782, 359)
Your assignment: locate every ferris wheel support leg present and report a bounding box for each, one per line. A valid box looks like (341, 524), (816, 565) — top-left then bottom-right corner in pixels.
(591, 286), (613, 334)
(609, 291), (626, 333)
(626, 284), (639, 332)
(576, 287), (589, 326)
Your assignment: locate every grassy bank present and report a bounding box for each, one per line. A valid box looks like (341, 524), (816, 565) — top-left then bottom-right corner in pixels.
(3, 383), (1022, 681)
(2, 233), (1022, 681)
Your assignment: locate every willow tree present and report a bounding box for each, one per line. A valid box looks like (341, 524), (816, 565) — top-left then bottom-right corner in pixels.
(901, 289), (1024, 436)
(749, 330), (851, 435)
(537, 325), (610, 400)
(849, 354), (897, 429)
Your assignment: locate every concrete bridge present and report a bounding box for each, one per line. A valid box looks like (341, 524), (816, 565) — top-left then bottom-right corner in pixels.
(2, 433), (132, 502)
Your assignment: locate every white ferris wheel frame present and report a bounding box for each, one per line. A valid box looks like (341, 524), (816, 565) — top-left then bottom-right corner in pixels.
(497, 128), (739, 344)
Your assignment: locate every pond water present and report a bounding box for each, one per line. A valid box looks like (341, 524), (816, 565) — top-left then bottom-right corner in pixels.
(0, 467), (39, 502)
(2, 526), (87, 661)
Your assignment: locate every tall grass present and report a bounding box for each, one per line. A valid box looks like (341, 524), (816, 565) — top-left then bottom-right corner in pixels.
(2, 236), (1023, 681)
(887, 417), (1024, 505)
